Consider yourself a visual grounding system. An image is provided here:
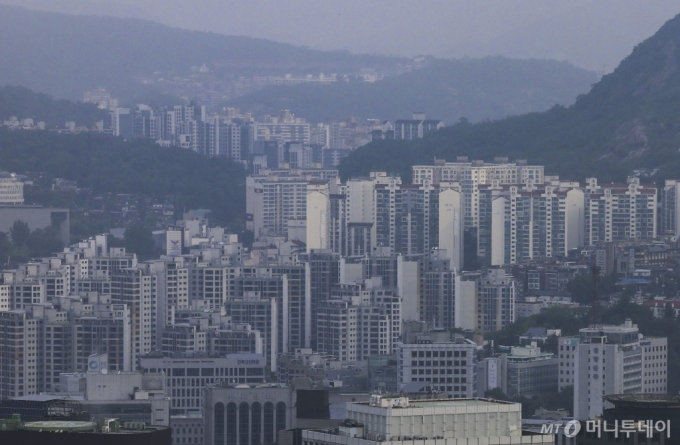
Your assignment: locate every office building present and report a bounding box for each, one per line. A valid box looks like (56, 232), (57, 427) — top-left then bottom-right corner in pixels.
(204, 381), (298, 445)
(302, 395), (552, 445)
(477, 344), (557, 398)
(138, 351), (266, 416)
(397, 334), (477, 398)
(53, 368), (170, 426)
(568, 319), (667, 420)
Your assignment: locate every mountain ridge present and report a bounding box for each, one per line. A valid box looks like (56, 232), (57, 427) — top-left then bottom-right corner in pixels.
(339, 12), (680, 184)
(225, 56), (597, 124)
(0, 4), (405, 101)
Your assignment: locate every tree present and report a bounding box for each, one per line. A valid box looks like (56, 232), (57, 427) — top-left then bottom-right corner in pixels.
(665, 302), (676, 319)
(9, 220), (30, 247)
(484, 388), (510, 401)
(124, 225), (159, 260)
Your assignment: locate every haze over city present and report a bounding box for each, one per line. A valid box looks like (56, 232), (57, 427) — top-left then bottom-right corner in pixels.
(3, 2), (680, 445)
(2, 0), (680, 70)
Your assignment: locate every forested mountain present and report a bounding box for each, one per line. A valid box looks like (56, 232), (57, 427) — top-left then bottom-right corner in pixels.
(0, 86), (107, 127)
(340, 12), (680, 183)
(225, 57), (597, 124)
(0, 129), (246, 227)
(0, 4), (404, 101)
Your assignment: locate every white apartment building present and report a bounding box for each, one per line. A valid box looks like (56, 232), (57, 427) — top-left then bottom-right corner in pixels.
(397, 336), (477, 398)
(0, 171), (23, 204)
(302, 395), (552, 445)
(0, 309), (39, 399)
(317, 277), (401, 361)
(584, 177), (657, 245)
(412, 158), (545, 229)
(567, 320), (667, 420)
(255, 111), (311, 144)
(477, 181), (585, 265)
(307, 181), (330, 252)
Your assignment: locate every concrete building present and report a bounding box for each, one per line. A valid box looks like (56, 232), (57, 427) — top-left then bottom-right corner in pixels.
(397, 335), (477, 398)
(52, 368), (170, 426)
(584, 177), (657, 245)
(302, 395), (552, 445)
(0, 309), (39, 399)
(455, 268), (516, 332)
(138, 351), (266, 416)
(255, 111), (311, 144)
(567, 319), (667, 420)
(246, 169), (339, 240)
(661, 179), (680, 235)
(0, 171), (23, 204)
(169, 414), (204, 445)
(477, 182), (585, 266)
(420, 250), (456, 330)
(224, 297), (278, 369)
(317, 277), (401, 362)
(412, 158), (545, 229)
(307, 182), (331, 252)
(394, 113), (444, 140)
(477, 344), (558, 399)
(204, 381), (298, 445)
(0, 205), (69, 244)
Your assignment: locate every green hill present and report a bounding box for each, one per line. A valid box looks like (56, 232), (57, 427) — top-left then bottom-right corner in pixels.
(225, 57), (597, 124)
(340, 12), (680, 183)
(0, 4), (404, 101)
(0, 128), (246, 227)
(0, 86), (107, 127)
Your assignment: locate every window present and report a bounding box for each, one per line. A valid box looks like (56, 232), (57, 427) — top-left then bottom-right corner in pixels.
(214, 403), (225, 445)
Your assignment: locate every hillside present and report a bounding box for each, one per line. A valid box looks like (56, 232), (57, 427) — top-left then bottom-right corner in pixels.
(225, 57), (597, 124)
(0, 129), (246, 227)
(340, 12), (680, 183)
(0, 86), (107, 127)
(0, 4), (404, 101)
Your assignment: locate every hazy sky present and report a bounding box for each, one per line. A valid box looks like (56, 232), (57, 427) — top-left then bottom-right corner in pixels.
(4, 0), (680, 71)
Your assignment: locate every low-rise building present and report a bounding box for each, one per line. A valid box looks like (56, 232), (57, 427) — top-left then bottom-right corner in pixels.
(397, 335), (477, 398)
(302, 395), (552, 445)
(203, 381), (298, 445)
(477, 344), (558, 398)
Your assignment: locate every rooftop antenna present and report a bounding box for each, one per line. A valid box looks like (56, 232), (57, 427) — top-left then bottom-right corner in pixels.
(591, 265), (601, 326)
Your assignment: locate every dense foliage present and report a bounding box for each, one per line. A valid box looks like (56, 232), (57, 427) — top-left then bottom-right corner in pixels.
(226, 57), (596, 124)
(485, 386), (574, 419)
(0, 129), (247, 228)
(0, 4), (404, 101)
(339, 11), (680, 183)
(0, 220), (64, 266)
(0, 86), (107, 127)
